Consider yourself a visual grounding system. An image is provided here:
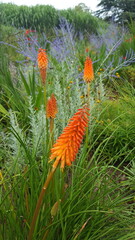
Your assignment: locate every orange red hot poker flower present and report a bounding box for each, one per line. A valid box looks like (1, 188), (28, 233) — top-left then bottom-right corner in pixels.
(49, 106), (89, 169)
(46, 94), (58, 119)
(37, 48), (48, 69)
(83, 57), (94, 83)
(37, 48), (48, 84)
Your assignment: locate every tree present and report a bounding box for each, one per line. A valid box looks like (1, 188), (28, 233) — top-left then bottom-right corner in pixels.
(74, 3), (90, 12)
(96, 0), (135, 22)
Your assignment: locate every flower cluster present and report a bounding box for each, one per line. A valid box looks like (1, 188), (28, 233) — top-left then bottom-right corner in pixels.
(50, 106), (89, 169)
(37, 48), (48, 84)
(46, 94), (58, 119)
(83, 57), (94, 83)
(37, 48), (48, 69)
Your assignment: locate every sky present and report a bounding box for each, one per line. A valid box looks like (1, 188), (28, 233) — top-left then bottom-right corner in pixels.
(0, 0), (100, 11)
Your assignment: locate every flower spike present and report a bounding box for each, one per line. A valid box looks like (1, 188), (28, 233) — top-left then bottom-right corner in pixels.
(37, 48), (48, 69)
(49, 106), (90, 170)
(37, 48), (48, 84)
(83, 57), (94, 83)
(46, 94), (58, 119)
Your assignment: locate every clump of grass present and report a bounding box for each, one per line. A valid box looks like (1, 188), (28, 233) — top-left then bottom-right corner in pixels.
(91, 81), (135, 164)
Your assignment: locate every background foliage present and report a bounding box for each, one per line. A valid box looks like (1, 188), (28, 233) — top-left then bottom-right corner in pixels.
(0, 3), (102, 35)
(96, 0), (135, 22)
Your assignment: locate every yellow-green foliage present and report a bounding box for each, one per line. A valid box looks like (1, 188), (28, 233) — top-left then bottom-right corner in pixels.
(92, 96), (135, 162)
(0, 25), (18, 62)
(121, 65), (135, 86)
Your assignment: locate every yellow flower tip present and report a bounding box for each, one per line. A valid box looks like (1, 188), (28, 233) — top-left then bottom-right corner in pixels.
(83, 57), (94, 83)
(97, 72), (101, 75)
(46, 94), (58, 119)
(50, 106), (90, 169)
(115, 72), (120, 78)
(117, 75), (120, 78)
(70, 81), (73, 84)
(67, 86), (70, 89)
(96, 99), (101, 103)
(80, 95), (84, 99)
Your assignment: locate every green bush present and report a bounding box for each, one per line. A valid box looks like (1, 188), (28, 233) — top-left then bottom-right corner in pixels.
(91, 87), (135, 163)
(0, 24), (19, 63)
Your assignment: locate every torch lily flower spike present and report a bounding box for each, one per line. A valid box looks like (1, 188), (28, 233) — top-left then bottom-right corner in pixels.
(37, 48), (48, 84)
(37, 48), (48, 69)
(49, 106), (90, 170)
(83, 57), (94, 83)
(47, 94), (58, 119)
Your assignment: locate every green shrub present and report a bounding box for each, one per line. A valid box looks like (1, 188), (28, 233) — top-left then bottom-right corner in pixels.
(91, 92), (135, 163)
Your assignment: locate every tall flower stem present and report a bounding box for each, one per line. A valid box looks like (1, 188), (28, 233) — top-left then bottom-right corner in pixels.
(85, 83), (90, 148)
(46, 94), (58, 147)
(83, 56), (94, 109)
(87, 82), (90, 109)
(50, 118), (54, 146)
(42, 226), (50, 240)
(43, 84), (47, 111)
(27, 164), (58, 240)
(83, 56), (94, 149)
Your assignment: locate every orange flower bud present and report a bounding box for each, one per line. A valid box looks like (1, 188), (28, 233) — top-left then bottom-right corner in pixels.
(46, 94), (58, 119)
(85, 47), (89, 53)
